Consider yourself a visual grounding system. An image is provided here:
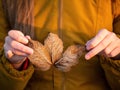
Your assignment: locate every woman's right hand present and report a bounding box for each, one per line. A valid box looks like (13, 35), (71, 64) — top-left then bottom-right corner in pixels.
(4, 30), (33, 69)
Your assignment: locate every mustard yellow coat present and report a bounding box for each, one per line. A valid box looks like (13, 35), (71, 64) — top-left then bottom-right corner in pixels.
(0, 0), (120, 90)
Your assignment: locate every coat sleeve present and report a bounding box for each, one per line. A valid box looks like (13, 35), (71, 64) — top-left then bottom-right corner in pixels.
(0, 49), (34, 90)
(0, 0), (34, 90)
(100, 0), (120, 89)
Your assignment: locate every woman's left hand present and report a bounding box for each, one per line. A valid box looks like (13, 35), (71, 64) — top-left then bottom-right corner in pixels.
(85, 29), (120, 60)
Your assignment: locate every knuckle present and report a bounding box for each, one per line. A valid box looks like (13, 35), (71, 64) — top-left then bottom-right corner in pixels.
(109, 52), (115, 57)
(16, 31), (24, 37)
(12, 49), (18, 55)
(104, 48), (110, 55)
(8, 30), (15, 36)
(11, 41), (21, 50)
(97, 33), (102, 39)
(16, 35), (27, 44)
(109, 48), (119, 57)
(89, 42), (95, 49)
(117, 39), (120, 44)
(3, 44), (8, 52)
(3, 43), (12, 52)
(5, 36), (14, 46)
(100, 41), (106, 47)
(13, 42), (28, 53)
(89, 50), (95, 57)
(115, 40), (120, 47)
(14, 43), (22, 50)
(10, 40), (15, 47)
(8, 30), (24, 41)
(8, 30), (12, 35)
(12, 49), (27, 56)
(99, 29), (111, 36)
(19, 46), (26, 52)
(111, 32), (115, 36)
(100, 29), (108, 33)
(3, 44), (6, 48)
(16, 35), (22, 41)
(109, 32), (116, 38)
(5, 36), (10, 42)
(9, 30), (21, 34)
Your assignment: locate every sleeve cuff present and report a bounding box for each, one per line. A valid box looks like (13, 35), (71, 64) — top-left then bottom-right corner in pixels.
(100, 56), (120, 72)
(0, 48), (34, 78)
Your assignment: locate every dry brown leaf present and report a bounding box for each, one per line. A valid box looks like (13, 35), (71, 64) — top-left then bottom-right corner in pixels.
(44, 33), (63, 63)
(28, 39), (52, 71)
(55, 45), (86, 72)
(27, 33), (86, 72)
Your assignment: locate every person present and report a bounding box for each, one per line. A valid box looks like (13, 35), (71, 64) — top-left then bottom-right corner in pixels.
(0, 0), (120, 90)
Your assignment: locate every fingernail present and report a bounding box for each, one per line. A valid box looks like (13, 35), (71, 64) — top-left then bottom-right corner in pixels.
(85, 54), (90, 60)
(19, 37), (28, 44)
(86, 46), (89, 50)
(7, 50), (14, 58)
(24, 38), (28, 43)
(25, 35), (31, 40)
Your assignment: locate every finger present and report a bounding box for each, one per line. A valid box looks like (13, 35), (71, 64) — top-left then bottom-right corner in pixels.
(25, 35), (31, 40)
(4, 43), (14, 58)
(4, 43), (29, 57)
(4, 45), (27, 63)
(6, 50), (14, 58)
(11, 41), (33, 55)
(8, 55), (26, 64)
(85, 39), (93, 50)
(86, 29), (110, 50)
(109, 47), (120, 58)
(12, 49), (29, 57)
(85, 32), (115, 60)
(6, 37), (33, 55)
(8, 30), (28, 44)
(98, 51), (107, 57)
(86, 39), (92, 46)
(104, 38), (120, 57)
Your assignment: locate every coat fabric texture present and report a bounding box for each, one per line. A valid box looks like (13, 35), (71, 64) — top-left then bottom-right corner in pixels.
(0, 0), (120, 90)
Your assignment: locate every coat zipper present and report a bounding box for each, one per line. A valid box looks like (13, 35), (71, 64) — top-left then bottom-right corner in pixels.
(52, 0), (63, 90)
(58, 0), (63, 39)
(58, 1), (66, 90)
(52, 0), (65, 90)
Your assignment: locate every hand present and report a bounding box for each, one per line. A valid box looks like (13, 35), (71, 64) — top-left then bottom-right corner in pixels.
(85, 29), (120, 60)
(4, 30), (33, 69)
